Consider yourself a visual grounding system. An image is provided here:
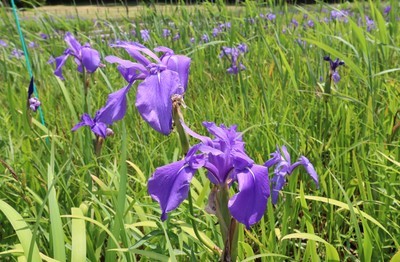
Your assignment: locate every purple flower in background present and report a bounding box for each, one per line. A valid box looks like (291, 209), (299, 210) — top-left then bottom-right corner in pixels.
(264, 146), (319, 204)
(27, 77), (41, 112)
(162, 29), (171, 38)
(384, 6), (391, 15)
(307, 20), (315, 28)
(0, 40), (7, 47)
(266, 13), (276, 21)
(330, 10), (349, 23)
(148, 121), (270, 228)
(324, 55), (344, 83)
(219, 43), (248, 74)
(40, 33), (48, 40)
(28, 41), (39, 49)
(190, 37), (195, 44)
(291, 18), (299, 28)
(237, 43), (248, 53)
(140, 29), (150, 42)
(48, 32), (101, 80)
(10, 48), (24, 59)
(365, 16), (375, 32)
(212, 27), (221, 37)
(173, 33), (180, 41)
(105, 43), (191, 135)
(201, 34), (209, 43)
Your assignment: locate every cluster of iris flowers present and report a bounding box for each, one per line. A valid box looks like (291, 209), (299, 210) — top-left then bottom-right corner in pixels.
(44, 32), (319, 232)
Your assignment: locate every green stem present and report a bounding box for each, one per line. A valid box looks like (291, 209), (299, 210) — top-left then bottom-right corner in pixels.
(188, 189), (222, 256)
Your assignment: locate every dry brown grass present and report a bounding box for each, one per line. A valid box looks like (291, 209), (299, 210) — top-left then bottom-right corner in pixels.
(19, 4), (244, 19)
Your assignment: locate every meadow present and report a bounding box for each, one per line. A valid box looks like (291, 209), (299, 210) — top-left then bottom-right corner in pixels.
(0, 0), (399, 261)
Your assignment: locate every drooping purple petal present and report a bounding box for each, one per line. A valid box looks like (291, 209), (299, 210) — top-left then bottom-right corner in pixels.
(148, 160), (197, 220)
(180, 120), (213, 145)
(81, 47), (101, 73)
(160, 55), (191, 90)
(270, 173), (286, 204)
(228, 165), (269, 229)
(291, 156), (319, 188)
(135, 70), (183, 135)
(52, 53), (70, 80)
(96, 83), (133, 125)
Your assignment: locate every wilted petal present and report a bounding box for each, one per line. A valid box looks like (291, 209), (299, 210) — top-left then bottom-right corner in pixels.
(161, 55), (191, 90)
(228, 165), (269, 228)
(148, 160), (197, 220)
(135, 70), (183, 135)
(81, 47), (101, 73)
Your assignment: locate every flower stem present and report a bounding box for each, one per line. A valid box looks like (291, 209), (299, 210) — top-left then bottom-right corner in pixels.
(188, 189), (222, 256)
(172, 96), (189, 154)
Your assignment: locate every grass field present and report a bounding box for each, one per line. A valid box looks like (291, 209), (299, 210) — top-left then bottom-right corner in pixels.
(0, 0), (399, 261)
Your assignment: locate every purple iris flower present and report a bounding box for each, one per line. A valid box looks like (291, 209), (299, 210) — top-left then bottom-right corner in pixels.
(266, 13), (276, 21)
(40, 33), (48, 40)
(148, 121), (270, 229)
(219, 43), (248, 74)
(201, 34), (210, 43)
(105, 43), (191, 135)
(291, 18), (299, 28)
(72, 112), (109, 138)
(307, 20), (315, 28)
(10, 49), (24, 59)
(264, 146), (319, 204)
(140, 29), (150, 42)
(324, 56), (345, 83)
(384, 6), (391, 15)
(212, 27), (221, 37)
(0, 40), (7, 47)
(330, 10), (349, 23)
(49, 32), (101, 80)
(173, 33), (180, 41)
(28, 41), (39, 49)
(365, 16), (375, 32)
(72, 83), (133, 138)
(27, 77), (41, 112)
(162, 29), (171, 38)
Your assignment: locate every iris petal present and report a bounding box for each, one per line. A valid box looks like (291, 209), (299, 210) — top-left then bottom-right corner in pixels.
(228, 165), (269, 229)
(135, 70), (183, 135)
(148, 160), (197, 220)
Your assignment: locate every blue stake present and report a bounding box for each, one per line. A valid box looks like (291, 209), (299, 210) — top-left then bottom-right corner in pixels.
(10, 0), (47, 129)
